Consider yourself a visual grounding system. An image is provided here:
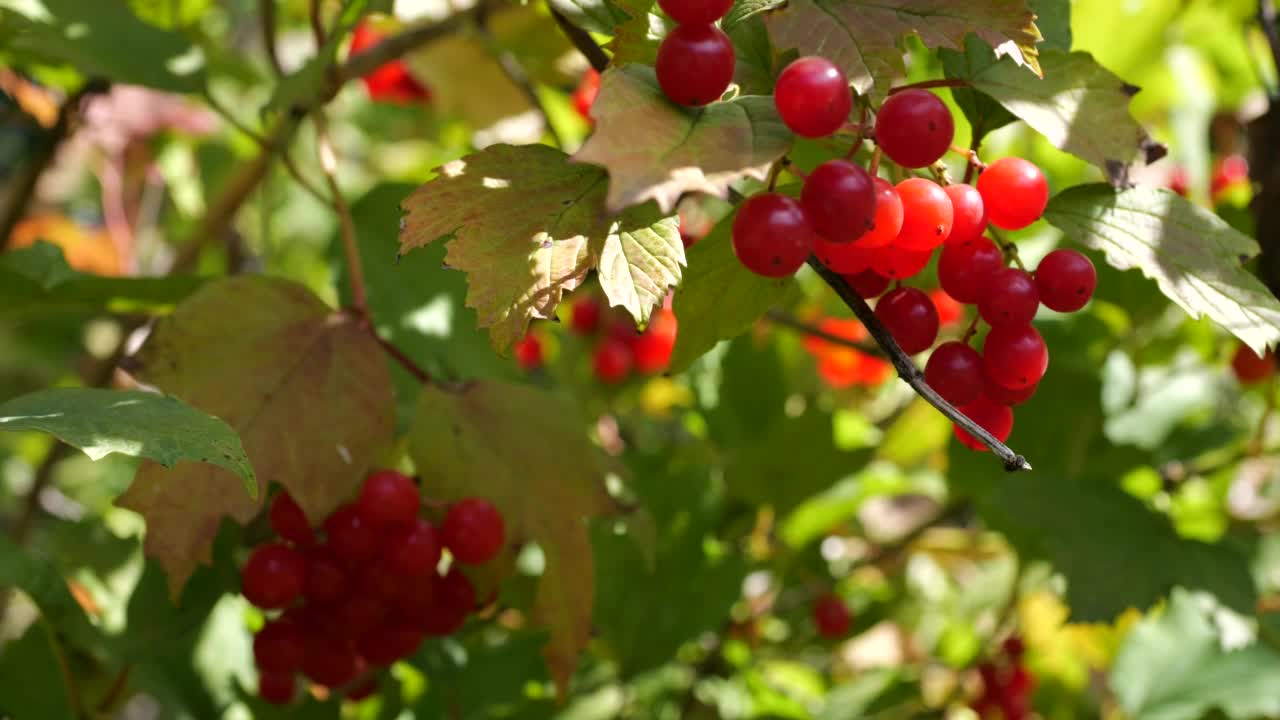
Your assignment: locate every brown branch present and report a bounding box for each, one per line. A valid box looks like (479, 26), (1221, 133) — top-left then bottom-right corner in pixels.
(549, 5), (609, 73)
(309, 0), (328, 49)
(807, 256), (1032, 471)
(336, 7), (491, 87)
(373, 333), (433, 384)
(765, 309), (884, 356)
(888, 78), (969, 95)
(260, 0), (285, 76)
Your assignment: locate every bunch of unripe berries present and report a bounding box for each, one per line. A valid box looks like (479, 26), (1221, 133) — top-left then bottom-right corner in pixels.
(239, 470), (505, 704)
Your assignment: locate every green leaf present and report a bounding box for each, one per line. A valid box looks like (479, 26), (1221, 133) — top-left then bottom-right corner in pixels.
(572, 65), (793, 213)
(0, 241), (204, 314)
(940, 36), (1016, 144)
(0, 0), (206, 92)
(727, 16), (778, 96)
(407, 380), (619, 696)
(399, 144), (683, 351)
(117, 276), (394, 596)
(548, 0), (631, 34)
(762, 0), (1041, 99)
(1043, 184), (1280, 356)
(1110, 588), (1280, 720)
(0, 388), (254, 495)
(669, 210), (801, 372)
(0, 536), (97, 647)
(1029, 0), (1071, 51)
(726, 408), (864, 513)
(0, 622), (77, 720)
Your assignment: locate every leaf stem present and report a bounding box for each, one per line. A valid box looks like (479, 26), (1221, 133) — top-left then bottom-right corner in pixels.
(807, 256), (1032, 471)
(765, 309), (885, 356)
(987, 227), (1026, 270)
(888, 78), (969, 95)
(260, 0), (285, 76)
(549, 5), (610, 73)
(371, 332), (434, 385)
(316, 116), (368, 317)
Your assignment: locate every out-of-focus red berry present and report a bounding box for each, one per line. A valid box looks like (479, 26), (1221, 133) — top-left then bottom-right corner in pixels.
(514, 333), (544, 370)
(572, 69), (601, 121)
(350, 20), (432, 104)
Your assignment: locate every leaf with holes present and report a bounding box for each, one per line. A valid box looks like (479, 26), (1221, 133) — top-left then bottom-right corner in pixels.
(408, 380), (618, 696)
(117, 276), (394, 596)
(763, 0), (1041, 99)
(399, 143), (683, 351)
(1044, 184), (1280, 355)
(572, 65), (793, 214)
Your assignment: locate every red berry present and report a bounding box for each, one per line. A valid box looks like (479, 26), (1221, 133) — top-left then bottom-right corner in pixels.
(302, 637), (361, 688)
(984, 367), (1037, 406)
(1232, 344), (1276, 384)
(978, 268), (1039, 327)
(774, 56), (852, 138)
(977, 158), (1048, 230)
(386, 518), (443, 576)
(632, 308), (678, 373)
(1034, 248), (1096, 312)
(658, 0), (733, 25)
(241, 543), (306, 610)
(357, 470), (420, 531)
(925, 341), (983, 407)
(513, 333), (543, 370)
(983, 324), (1048, 390)
(869, 244), (933, 281)
(346, 676), (379, 702)
(254, 618), (306, 673)
(593, 337), (633, 383)
(324, 503), (380, 565)
(269, 491), (315, 547)
(422, 568), (477, 636)
(731, 193), (817, 277)
(875, 287), (939, 354)
(856, 178), (904, 248)
(350, 21), (431, 104)
(302, 546), (349, 605)
(931, 289), (964, 326)
(938, 236), (1004, 304)
(361, 560), (405, 604)
(442, 498), (505, 565)
(815, 236), (873, 273)
(358, 621), (426, 666)
(844, 269), (891, 298)
(944, 184), (986, 245)
(895, 178), (953, 250)
(875, 89), (954, 168)
(1169, 166), (1190, 197)
(953, 395), (1015, 451)
(332, 594), (390, 642)
(813, 592), (851, 638)
(258, 671), (295, 705)
(1002, 635), (1026, 660)
(572, 69), (601, 121)
(570, 296), (601, 335)
(801, 160), (876, 243)
(1212, 154), (1249, 199)
(655, 25), (735, 107)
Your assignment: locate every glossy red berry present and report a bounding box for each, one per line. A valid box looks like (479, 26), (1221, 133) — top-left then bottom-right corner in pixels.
(875, 287), (939, 354)
(593, 337), (633, 383)
(895, 178), (953, 250)
(984, 367), (1037, 406)
(324, 503), (379, 565)
(269, 491), (314, 547)
(875, 89), (955, 168)
(977, 157), (1048, 230)
(302, 546), (348, 605)
(655, 25), (735, 106)
(258, 671), (295, 705)
(302, 637), (361, 688)
(442, 497), (506, 565)
(358, 621), (426, 666)
(938, 236), (1004, 304)
(979, 268), (1039, 327)
(357, 470), (420, 531)
(857, 178), (904, 248)
(813, 592), (851, 638)
(241, 543), (306, 609)
(386, 518), (443, 576)
(1232, 344), (1276, 384)
(570, 296), (601, 335)
(572, 69), (601, 121)
(774, 56), (852, 138)
(422, 568), (477, 636)
(925, 341), (984, 407)
(513, 333), (543, 370)
(732, 193), (817, 277)
(254, 618), (306, 673)
(632, 308), (678, 373)
(658, 0), (733, 25)
(815, 236), (873, 273)
(953, 395), (1015, 451)
(869, 244), (933, 281)
(801, 160), (877, 243)
(983, 324), (1048, 390)
(844, 269), (891, 298)
(944, 184), (986, 245)
(1034, 248), (1096, 312)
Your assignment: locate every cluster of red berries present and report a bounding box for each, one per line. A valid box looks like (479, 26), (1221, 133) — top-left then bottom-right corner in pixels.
(1232, 342), (1276, 385)
(1169, 153), (1249, 203)
(971, 636), (1035, 719)
(654, 0), (736, 106)
(513, 295), (679, 383)
(812, 591), (852, 639)
(240, 471), (506, 704)
(350, 20), (432, 104)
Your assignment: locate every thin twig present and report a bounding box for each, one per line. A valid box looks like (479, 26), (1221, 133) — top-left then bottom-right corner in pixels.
(964, 119), (985, 184)
(373, 333), (433, 384)
(260, 0), (285, 76)
(316, 116), (368, 316)
(96, 663), (133, 713)
(765, 309), (884, 356)
(888, 78), (968, 95)
(549, 5), (609, 73)
(477, 20), (565, 149)
(202, 88), (331, 205)
(807, 256), (1032, 471)
(337, 7), (492, 87)
(987, 227), (1026, 270)
(309, 0), (328, 49)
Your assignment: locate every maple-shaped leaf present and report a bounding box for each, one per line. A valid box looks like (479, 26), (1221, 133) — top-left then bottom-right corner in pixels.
(117, 277), (394, 596)
(399, 143), (683, 351)
(572, 65), (793, 214)
(763, 0), (1042, 98)
(408, 380), (618, 696)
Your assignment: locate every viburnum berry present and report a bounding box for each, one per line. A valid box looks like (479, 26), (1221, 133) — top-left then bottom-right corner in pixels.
(241, 543), (306, 609)
(953, 395), (1015, 451)
(632, 307), (678, 373)
(815, 236), (873, 273)
(875, 287), (939, 354)
(570, 296), (601, 335)
(593, 337), (633, 383)
(774, 56), (852, 138)
(385, 518), (443, 576)
(358, 620), (426, 666)
(422, 567), (477, 636)
(925, 341), (984, 407)
(983, 324), (1048, 390)
(1232, 343), (1275, 384)
(874, 89), (955, 168)
(1212, 154), (1249, 200)
(442, 497), (506, 565)
(346, 676), (379, 702)
(1002, 635), (1026, 660)
(658, 0), (733, 25)
(977, 157), (1048, 230)
(571, 69), (601, 121)
(895, 178), (953, 250)
(258, 670), (296, 705)
(1034, 248), (1096, 312)
(302, 546), (348, 605)
(984, 368), (1037, 406)
(931, 289), (964, 326)
(844, 269), (891, 298)
(513, 333), (543, 370)
(938, 236), (1004, 304)
(857, 178), (904, 248)
(357, 469), (420, 530)
(944, 184), (987, 245)
(254, 619), (306, 673)
(302, 636), (361, 688)
(732, 193), (816, 277)
(813, 592), (852, 638)
(269, 491), (314, 547)
(869, 244), (934, 281)
(331, 593), (390, 643)
(324, 503), (380, 565)
(655, 24), (735, 106)
(350, 20), (431, 104)
(801, 159), (877, 243)
(978, 268), (1039, 327)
